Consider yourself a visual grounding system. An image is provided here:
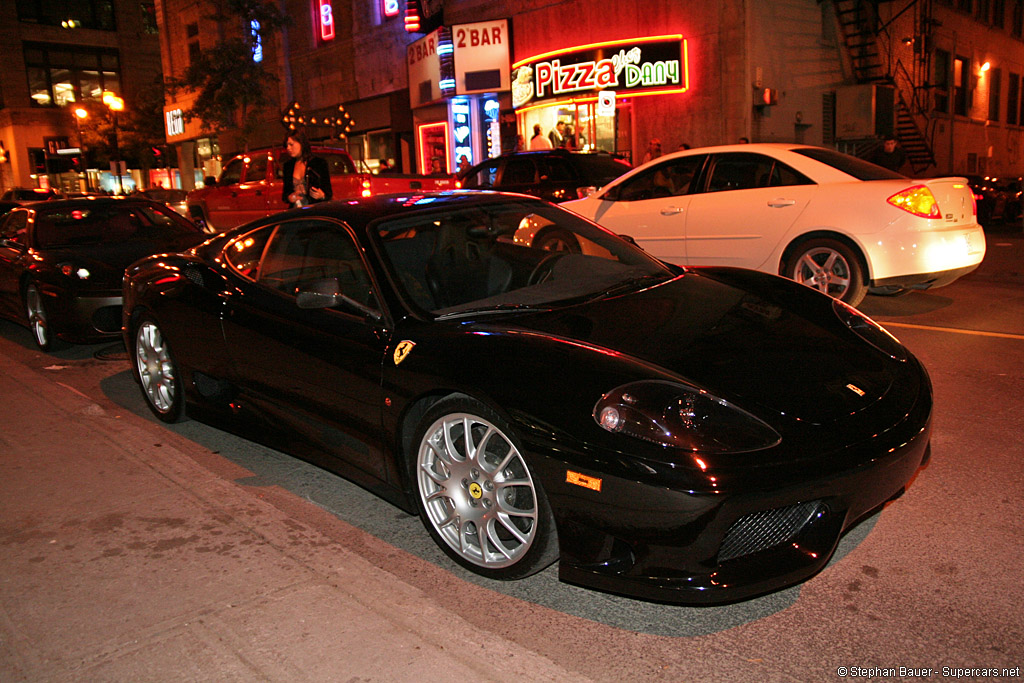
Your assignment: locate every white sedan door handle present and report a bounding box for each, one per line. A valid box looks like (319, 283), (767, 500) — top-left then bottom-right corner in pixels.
(768, 198), (796, 207)
(660, 206), (684, 216)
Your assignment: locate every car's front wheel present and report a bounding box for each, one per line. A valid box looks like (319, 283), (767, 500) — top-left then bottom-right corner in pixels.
(783, 238), (866, 306)
(133, 317), (186, 423)
(411, 397), (558, 579)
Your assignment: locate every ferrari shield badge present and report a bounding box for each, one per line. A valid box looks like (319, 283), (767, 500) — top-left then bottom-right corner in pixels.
(394, 340), (416, 366)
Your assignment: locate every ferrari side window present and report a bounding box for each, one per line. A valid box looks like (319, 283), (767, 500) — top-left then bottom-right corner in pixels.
(224, 226), (274, 279)
(255, 220), (375, 307)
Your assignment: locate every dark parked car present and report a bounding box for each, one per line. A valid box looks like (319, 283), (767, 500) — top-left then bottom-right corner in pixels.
(966, 175), (1020, 224)
(0, 197), (205, 350)
(1, 187), (62, 204)
(123, 192), (931, 604)
(458, 150), (632, 202)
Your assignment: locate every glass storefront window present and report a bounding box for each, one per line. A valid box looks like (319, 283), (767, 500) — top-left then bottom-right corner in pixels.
(23, 43), (120, 107)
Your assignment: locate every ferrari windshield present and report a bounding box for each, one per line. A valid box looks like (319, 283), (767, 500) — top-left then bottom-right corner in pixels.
(373, 198), (675, 316)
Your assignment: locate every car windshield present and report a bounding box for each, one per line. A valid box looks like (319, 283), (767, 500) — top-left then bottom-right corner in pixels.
(33, 204), (200, 249)
(793, 147), (906, 180)
(372, 198), (675, 316)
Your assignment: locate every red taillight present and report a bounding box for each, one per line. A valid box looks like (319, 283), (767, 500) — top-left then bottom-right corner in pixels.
(887, 185), (941, 219)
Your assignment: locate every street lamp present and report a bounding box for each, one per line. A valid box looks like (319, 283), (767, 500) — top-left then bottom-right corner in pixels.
(102, 91), (124, 194)
(73, 107), (89, 191)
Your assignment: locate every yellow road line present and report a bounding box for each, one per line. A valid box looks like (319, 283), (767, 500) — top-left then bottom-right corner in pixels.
(882, 321), (1024, 341)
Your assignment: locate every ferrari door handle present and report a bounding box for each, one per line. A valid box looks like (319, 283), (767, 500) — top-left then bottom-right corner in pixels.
(768, 198), (796, 207)
(660, 206), (683, 216)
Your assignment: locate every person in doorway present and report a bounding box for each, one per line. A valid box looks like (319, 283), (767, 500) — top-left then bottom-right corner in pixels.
(529, 124), (552, 150)
(549, 121), (566, 148)
(282, 129), (331, 208)
(642, 138), (662, 164)
(869, 135), (908, 173)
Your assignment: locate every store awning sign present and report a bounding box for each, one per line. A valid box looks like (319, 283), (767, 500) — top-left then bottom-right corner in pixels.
(512, 35), (688, 110)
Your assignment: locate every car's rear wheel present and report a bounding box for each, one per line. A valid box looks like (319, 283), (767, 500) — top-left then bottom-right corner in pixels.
(412, 397), (558, 579)
(25, 284), (62, 351)
(783, 238), (866, 306)
(133, 317), (186, 423)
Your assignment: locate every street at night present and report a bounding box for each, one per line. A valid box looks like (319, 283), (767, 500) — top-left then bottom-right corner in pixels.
(1, 228), (1021, 681)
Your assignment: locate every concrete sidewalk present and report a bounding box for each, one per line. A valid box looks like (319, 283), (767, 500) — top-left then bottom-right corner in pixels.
(0, 352), (579, 682)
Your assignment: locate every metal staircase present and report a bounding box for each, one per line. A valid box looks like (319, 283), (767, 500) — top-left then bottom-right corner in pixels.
(833, 0), (936, 174)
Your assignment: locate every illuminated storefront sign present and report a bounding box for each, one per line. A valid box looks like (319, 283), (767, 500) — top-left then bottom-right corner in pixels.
(512, 35), (688, 110)
(451, 98), (472, 166)
(383, 0), (399, 17)
(452, 19), (510, 95)
(318, 0), (335, 41)
(165, 109), (185, 138)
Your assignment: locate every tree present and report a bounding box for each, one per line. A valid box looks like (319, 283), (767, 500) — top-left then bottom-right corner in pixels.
(166, 0), (290, 151)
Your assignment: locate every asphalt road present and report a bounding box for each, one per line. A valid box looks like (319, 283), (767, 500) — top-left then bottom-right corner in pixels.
(1, 230), (1022, 681)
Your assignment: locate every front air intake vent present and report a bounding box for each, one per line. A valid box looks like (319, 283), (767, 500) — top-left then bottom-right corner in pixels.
(182, 265), (205, 287)
(718, 500), (827, 563)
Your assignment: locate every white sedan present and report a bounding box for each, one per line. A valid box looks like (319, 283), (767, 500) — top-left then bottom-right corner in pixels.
(563, 143), (986, 305)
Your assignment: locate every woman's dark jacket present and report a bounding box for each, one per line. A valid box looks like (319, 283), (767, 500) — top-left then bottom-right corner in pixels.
(281, 155), (333, 205)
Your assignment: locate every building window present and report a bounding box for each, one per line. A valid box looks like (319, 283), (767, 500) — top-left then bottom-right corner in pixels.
(16, 0), (116, 31)
(934, 49), (951, 113)
(989, 68), (1002, 121)
(954, 56), (970, 116)
(993, 0), (1006, 27)
(1007, 73), (1020, 125)
(1013, 0), (1024, 36)
(976, 0), (991, 21)
(24, 43), (121, 107)
(140, 2), (158, 34)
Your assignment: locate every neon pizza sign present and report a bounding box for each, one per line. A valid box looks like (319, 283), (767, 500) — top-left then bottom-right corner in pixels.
(512, 35), (688, 109)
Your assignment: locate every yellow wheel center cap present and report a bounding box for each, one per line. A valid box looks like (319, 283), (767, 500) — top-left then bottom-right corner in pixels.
(468, 482), (483, 499)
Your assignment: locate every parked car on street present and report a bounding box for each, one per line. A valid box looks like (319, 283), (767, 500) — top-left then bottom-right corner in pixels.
(186, 146), (457, 232)
(123, 191), (931, 604)
(458, 149), (632, 203)
(1, 187), (62, 204)
(563, 143), (986, 306)
(966, 175), (1020, 225)
(0, 197), (205, 350)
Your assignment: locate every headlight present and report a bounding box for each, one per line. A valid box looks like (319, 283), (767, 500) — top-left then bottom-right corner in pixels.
(58, 263), (90, 279)
(593, 380), (781, 453)
(832, 298), (907, 361)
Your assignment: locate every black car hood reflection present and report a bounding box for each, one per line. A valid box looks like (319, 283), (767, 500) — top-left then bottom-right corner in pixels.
(483, 272), (893, 424)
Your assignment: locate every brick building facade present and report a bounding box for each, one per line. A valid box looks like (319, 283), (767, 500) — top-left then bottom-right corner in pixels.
(156, 0), (1024, 188)
(0, 0), (163, 193)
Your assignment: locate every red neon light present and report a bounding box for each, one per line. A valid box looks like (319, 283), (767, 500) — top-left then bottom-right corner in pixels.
(318, 0), (335, 41)
(382, 0), (399, 17)
(417, 122), (449, 175)
(512, 34), (684, 69)
(405, 0), (420, 32)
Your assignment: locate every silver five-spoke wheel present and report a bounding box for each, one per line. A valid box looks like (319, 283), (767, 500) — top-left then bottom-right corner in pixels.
(413, 398), (557, 578)
(134, 319), (185, 422)
(25, 285), (54, 350)
(784, 238), (866, 306)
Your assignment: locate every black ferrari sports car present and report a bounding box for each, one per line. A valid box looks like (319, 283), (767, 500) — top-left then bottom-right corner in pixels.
(0, 197), (204, 350)
(122, 191), (931, 604)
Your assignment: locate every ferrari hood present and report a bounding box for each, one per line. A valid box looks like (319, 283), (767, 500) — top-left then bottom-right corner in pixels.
(507, 272), (901, 425)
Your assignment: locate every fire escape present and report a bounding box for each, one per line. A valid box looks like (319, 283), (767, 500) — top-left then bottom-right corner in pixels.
(833, 0), (937, 173)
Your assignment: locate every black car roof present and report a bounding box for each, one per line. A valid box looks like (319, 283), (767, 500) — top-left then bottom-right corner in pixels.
(270, 190), (547, 227)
